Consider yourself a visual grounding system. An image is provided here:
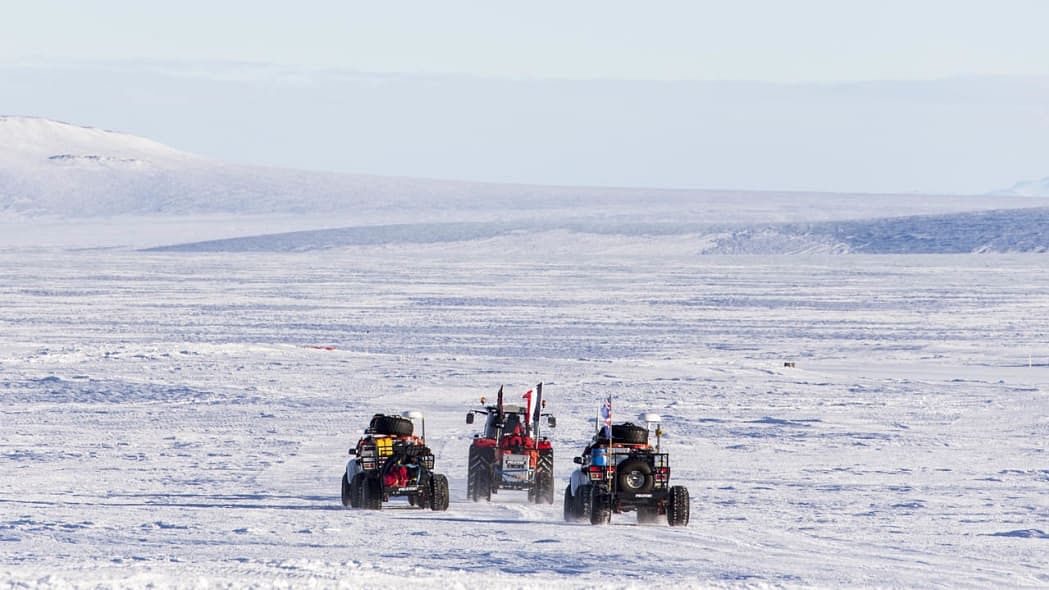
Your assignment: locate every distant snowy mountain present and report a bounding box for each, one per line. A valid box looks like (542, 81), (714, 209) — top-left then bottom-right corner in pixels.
(6, 116), (1049, 226)
(993, 176), (1049, 197)
(0, 115), (519, 218)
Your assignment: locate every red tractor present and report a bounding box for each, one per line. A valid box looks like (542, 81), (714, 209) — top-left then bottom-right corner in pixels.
(466, 383), (556, 504)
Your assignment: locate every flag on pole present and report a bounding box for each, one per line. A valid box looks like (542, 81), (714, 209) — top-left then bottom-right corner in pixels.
(533, 382), (543, 426)
(599, 395), (612, 438)
(522, 388), (533, 429)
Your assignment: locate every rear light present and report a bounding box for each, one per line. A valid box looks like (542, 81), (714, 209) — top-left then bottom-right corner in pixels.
(653, 466), (670, 485)
(588, 466), (608, 480)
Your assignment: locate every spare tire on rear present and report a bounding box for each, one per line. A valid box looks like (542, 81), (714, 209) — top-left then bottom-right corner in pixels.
(616, 458), (654, 495)
(369, 414), (413, 436)
(611, 422), (648, 445)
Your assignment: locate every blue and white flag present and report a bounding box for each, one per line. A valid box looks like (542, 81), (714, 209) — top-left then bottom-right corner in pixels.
(599, 395), (612, 437)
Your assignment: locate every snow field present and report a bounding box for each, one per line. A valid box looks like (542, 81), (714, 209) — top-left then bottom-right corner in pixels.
(1, 249), (1048, 588)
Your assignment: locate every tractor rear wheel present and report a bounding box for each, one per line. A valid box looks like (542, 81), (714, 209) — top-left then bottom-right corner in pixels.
(468, 447), (493, 502)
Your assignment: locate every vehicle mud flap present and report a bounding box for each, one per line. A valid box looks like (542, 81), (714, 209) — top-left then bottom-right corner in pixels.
(637, 505), (659, 524)
(413, 474), (430, 509)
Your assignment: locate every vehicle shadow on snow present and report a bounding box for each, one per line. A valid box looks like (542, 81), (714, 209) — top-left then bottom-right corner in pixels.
(0, 494), (344, 512)
(414, 515), (609, 527)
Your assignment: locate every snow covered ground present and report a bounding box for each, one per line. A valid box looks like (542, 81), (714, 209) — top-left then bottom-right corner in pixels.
(2, 116), (1048, 587)
(2, 246), (1048, 588)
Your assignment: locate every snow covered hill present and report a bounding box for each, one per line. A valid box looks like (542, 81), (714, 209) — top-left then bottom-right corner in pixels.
(6, 116), (1049, 256)
(0, 115), (524, 218)
(3, 115), (1049, 225)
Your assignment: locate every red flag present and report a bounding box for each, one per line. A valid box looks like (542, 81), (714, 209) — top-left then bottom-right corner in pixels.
(522, 389), (533, 428)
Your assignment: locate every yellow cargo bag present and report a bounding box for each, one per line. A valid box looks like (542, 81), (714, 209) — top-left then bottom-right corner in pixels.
(375, 436), (394, 457)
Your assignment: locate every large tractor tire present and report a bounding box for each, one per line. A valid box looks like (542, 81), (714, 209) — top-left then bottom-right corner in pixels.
(369, 415), (413, 436)
(468, 447), (493, 502)
(666, 485), (690, 527)
(616, 458), (655, 496)
(611, 423), (648, 445)
(533, 471), (554, 505)
(362, 476), (383, 510)
(429, 473), (450, 511)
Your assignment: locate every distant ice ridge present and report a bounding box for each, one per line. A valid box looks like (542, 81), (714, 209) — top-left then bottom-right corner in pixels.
(146, 207), (1049, 254)
(994, 176), (1049, 197)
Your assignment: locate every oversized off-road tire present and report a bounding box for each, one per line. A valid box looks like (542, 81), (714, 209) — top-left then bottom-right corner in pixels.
(616, 458), (655, 496)
(349, 473), (365, 508)
(612, 423), (648, 445)
(429, 473), (450, 511)
(468, 447), (493, 502)
(362, 475), (383, 510)
(637, 505), (660, 524)
(590, 490), (612, 525)
(563, 484), (575, 521)
(369, 414), (413, 436)
(341, 474), (353, 507)
(667, 485), (690, 527)
(577, 484), (593, 521)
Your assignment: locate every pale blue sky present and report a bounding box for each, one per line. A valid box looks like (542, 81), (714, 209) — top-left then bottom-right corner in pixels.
(4, 0), (1049, 81)
(2, 1), (1048, 194)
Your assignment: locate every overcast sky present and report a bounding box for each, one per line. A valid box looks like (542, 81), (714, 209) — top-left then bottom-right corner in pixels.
(3, 1), (1048, 194)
